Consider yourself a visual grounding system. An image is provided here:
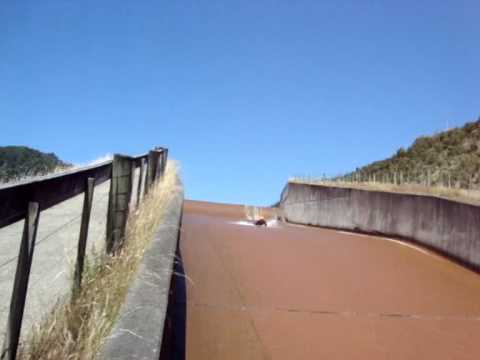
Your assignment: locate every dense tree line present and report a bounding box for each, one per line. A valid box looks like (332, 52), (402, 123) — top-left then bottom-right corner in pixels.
(0, 146), (69, 183)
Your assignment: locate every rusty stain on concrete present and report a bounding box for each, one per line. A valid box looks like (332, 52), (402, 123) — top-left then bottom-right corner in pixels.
(171, 200), (480, 360)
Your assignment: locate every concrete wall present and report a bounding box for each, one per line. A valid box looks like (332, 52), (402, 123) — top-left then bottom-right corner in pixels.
(99, 176), (184, 360)
(280, 182), (480, 270)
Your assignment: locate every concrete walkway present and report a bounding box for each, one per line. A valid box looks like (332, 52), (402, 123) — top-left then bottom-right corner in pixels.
(170, 200), (480, 359)
(0, 169), (142, 340)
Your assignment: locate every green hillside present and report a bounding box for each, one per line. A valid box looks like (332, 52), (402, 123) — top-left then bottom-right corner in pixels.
(0, 146), (70, 183)
(345, 118), (480, 189)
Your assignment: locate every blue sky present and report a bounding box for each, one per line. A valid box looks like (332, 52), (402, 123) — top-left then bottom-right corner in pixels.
(1, 0), (479, 205)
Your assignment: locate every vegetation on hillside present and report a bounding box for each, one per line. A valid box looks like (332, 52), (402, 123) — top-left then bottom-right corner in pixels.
(342, 119), (480, 189)
(0, 146), (70, 183)
(290, 118), (480, 204)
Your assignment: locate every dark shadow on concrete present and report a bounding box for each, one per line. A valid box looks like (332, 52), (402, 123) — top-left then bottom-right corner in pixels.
(159, 244), (187, 360)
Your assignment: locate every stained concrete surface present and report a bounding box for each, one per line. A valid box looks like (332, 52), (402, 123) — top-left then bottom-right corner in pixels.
(280, 182), (480, 270)
(168, 200), (480, 360)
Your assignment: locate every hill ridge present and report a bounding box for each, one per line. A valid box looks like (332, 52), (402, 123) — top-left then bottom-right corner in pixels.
(0, 146), (69, 183)
(346, 118), (480, 188)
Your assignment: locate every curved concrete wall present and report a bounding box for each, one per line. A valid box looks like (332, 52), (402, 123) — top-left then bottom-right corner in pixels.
(280, 182), (480, 270)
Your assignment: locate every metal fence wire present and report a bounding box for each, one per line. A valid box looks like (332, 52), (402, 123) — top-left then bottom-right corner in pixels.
(0, 147), (168, 360)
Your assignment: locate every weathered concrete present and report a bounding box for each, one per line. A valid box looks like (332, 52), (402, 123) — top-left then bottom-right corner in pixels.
(167, 200), (480, 360)
(0, 168), (146, 342)
(0, 180), (110, 340)
(280, 182), (480, 270)
(99, 177), (183, 360)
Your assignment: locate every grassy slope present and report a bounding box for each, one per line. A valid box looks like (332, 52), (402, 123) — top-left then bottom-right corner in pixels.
(346, 119), (480, 188)
(289, 118), (480, 205)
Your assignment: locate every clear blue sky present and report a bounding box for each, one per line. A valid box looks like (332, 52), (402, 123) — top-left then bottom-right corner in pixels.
(1, 0), (479, 205)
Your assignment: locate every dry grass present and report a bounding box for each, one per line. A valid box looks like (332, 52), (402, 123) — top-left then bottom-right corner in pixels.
(17, 161), (182, 360)
(289, 178), (480, 206)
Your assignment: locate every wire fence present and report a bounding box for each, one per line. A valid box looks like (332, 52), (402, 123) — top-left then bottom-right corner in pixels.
(0, 147), (168, 360)
(292, 169), (480, 190)
(290, 169), (480, 206)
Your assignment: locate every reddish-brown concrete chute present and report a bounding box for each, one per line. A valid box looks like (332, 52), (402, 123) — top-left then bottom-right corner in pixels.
(166, 200), (480, 360)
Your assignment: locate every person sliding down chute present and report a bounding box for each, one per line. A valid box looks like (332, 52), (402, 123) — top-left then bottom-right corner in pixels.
(254, 217), (267, 227)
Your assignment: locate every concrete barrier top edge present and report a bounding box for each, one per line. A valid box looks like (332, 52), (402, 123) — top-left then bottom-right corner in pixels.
(285, 181), (480, 209)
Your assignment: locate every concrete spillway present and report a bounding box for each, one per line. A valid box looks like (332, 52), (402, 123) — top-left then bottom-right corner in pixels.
(165, 200), (480, 359)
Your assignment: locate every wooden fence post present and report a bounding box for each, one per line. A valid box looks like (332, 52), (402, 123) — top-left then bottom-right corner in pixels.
(106, 155), (134, 254)
(145, 150), (161, 195)
(136, 158), (145, 208)
(155, 151), (163, 180)
(73, 178), (95, 293)
(130, 162), (137, 209)
(1, 202), (40, 360)
(162, 148), (168, 174)
(143, 156), (150, 198)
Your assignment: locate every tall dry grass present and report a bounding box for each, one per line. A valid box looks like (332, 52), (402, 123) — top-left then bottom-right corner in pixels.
(289, 178), (480, 206)
(17, 161), (182, 360)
